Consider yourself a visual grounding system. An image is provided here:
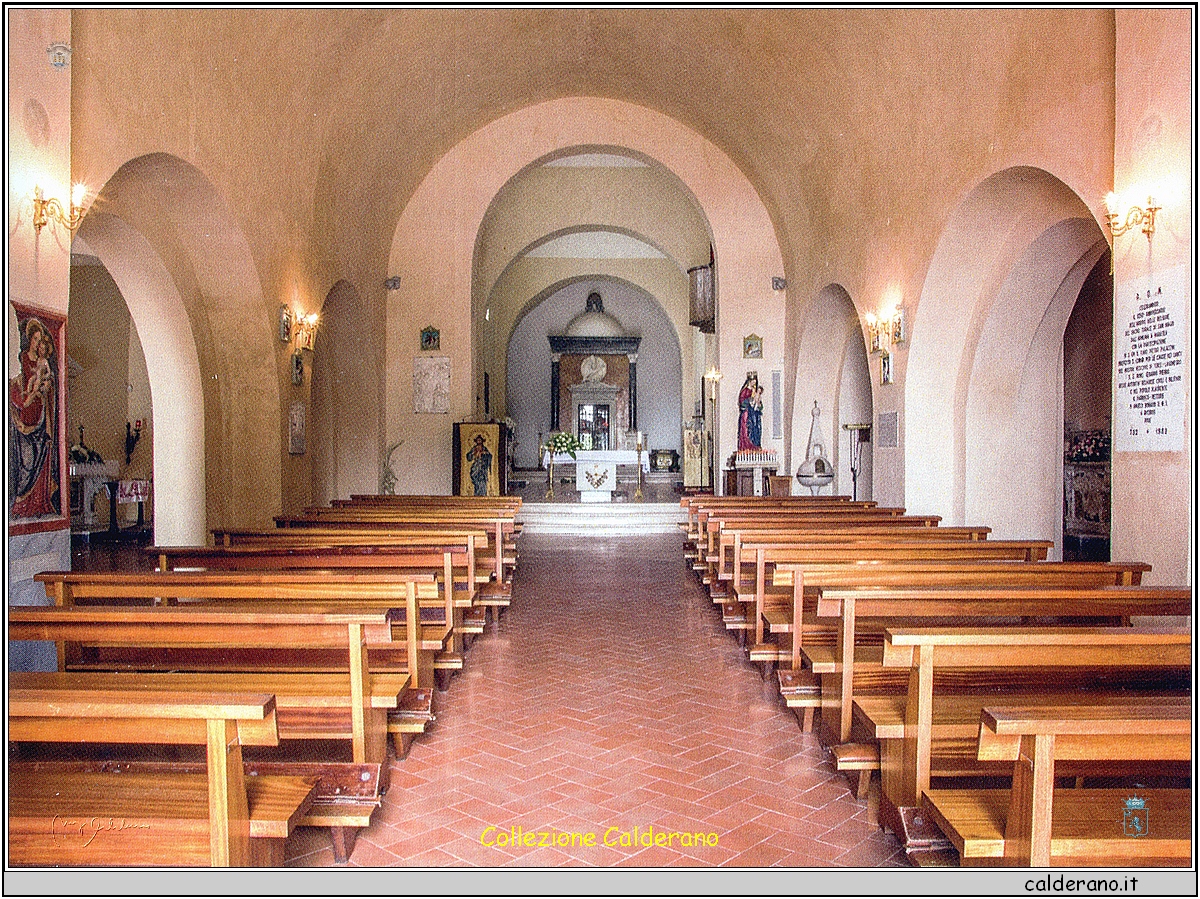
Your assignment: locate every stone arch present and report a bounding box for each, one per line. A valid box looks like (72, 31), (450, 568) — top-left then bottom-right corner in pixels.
(789, 284), (872, 497)
(906, 166), (1108, 544)
(74, 153), (280, 539)
(385, 97), (784, 494)
(505, 275), (683, 469)
(310, 279), (378, 504)
(486, 225), (692, 427)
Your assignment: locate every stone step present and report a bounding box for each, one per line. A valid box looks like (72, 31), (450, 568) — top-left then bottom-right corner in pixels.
(517, 502), (684, 536)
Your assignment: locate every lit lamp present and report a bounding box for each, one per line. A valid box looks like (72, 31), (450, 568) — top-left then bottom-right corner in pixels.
(865, 304), (905, 355)
(865, 300), (904, 385)
(32, 183), (88, 234)
(1104, 192), (1159, 241)
(290, 311), (320, 384)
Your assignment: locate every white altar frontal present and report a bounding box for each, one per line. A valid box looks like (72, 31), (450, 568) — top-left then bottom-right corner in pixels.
(575, 458), (618, 502)
(542, 449), (649, 503)
(542, 449), (650, 472)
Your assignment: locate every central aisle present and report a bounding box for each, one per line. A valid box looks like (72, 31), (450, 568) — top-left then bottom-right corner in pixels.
(285, 532), (906, 867)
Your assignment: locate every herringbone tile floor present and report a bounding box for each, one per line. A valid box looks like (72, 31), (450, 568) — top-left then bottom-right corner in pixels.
(284, 532), (908, 867)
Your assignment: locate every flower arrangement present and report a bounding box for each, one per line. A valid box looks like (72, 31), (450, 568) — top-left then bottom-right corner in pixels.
(542, 432), (581, 499)
(542, 431), (582, 459)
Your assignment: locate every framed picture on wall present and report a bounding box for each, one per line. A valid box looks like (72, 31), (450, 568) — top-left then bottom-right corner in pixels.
(9, 301), (69, 535)
(420, 325), (440, 352)
(743, 334), (763, 359)
(453, 422), (508, 496)
(288, 402), (306, 454)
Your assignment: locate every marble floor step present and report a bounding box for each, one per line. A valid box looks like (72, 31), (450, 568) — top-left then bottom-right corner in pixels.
(516, 502), (684, 535)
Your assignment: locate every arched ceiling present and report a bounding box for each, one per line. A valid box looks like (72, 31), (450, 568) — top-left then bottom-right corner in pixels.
(72, 7), (1115, 291)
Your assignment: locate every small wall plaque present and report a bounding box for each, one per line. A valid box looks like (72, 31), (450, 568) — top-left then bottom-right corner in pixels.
(420, 326), (440, 352)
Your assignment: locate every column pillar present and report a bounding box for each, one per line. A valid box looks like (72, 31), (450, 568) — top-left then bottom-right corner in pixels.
(550, 353), (561, 430)
(628, 353), (638, 430)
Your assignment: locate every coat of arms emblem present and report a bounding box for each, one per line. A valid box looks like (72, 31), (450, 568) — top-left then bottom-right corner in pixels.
(1122, 796), (1148, 838)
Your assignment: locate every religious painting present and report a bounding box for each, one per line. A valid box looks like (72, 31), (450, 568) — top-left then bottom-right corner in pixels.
(413, 356), (450, 414)
(9, 301), (69, 535)
(453, 422), (505, 497)
(288, 401), (306, 455)
(420, 325), (440, 352)
(742, 334), (763, 359)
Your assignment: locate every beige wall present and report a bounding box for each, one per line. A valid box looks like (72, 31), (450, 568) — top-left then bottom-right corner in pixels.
(1110, 8), (1193, 585)
(385, 97), (783, 495)
(7, 10), (1188, 576)
(8, 8), (73, 668)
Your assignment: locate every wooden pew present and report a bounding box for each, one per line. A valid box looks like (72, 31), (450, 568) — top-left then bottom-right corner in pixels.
(853, 626), (1191, 835)
(268, 512), (519, 600)
(693, 509), (932, 568)
(8, 685), (316, 866)
(815, 583), (1192, 745)
(757, 561), (1156, 737)
(154, 539), (477, 662)
(921, 698), (1191, 866)
(717, 523), (995, 594)
(719, 539), (1053, 645)
(11, 593), (421, 862)
(679, 494), (869, 540)
(12, 597), (416, 763)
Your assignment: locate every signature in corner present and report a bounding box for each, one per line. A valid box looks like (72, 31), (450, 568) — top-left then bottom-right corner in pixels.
(51, 815), (151, 847)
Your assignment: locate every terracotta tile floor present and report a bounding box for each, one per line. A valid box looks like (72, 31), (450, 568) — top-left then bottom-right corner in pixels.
(284, 532), (908, 868)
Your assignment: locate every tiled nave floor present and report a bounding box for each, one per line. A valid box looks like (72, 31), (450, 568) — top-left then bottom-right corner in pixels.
(284, 532), (908, 868)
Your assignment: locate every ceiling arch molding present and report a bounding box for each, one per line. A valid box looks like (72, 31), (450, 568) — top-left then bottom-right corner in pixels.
(905, 165), (1106, 529)
(384, 96), (784, 494)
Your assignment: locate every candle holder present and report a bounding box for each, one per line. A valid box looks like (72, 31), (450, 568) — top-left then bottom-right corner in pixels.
(125, 419), (143, 465)
(634, 433), (645, 502)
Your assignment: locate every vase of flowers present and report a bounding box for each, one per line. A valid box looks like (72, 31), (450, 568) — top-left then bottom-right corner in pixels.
(542, 431), (582, 499)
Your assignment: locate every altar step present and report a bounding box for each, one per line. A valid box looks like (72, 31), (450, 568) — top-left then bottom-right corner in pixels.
(517, 502), (684, 536)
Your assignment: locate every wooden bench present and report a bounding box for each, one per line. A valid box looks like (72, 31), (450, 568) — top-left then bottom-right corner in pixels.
(692, 509), (937, 574)
(718, 539), (1053, 646)
(8, 685), (317, 866)
(715, 522), (992, 587)
(10, 595), (420, 862)
(154, 539), (478, 662)
(922, 698), (1192, 866)
(853, 626), (1191, 837)
(811, 582), (1190, 745)
(760, 559), (1153, 740)
(267, 511), (519, 604)
(12, 598), (414, 764)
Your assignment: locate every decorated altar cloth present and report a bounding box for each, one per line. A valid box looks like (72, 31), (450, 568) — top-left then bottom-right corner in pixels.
(542, 449), (650, 472)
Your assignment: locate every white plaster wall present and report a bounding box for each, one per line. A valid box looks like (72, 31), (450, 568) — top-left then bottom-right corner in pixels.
(963, 220), (1109, 552)
(78, 213), (207, 545)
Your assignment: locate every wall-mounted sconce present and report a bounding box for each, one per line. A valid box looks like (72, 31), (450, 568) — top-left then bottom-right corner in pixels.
(865, 301), (906, 356)
(290, 311), (319, 385)
(293, 312), (319, 352)
(32, 183), (88, 234)
(1105, 192), (1159, 242)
